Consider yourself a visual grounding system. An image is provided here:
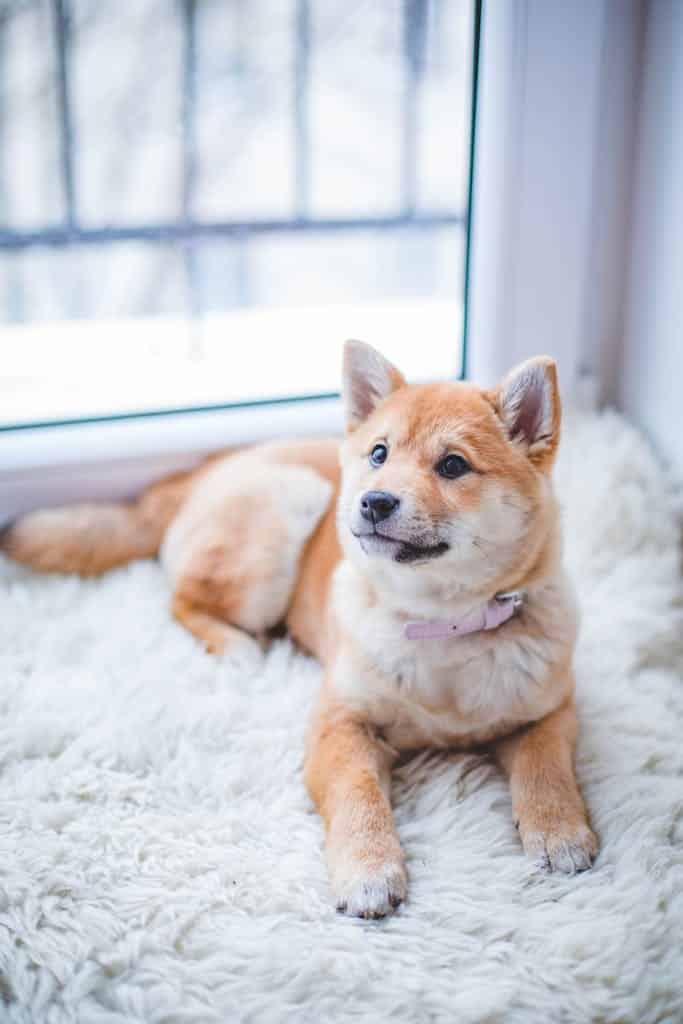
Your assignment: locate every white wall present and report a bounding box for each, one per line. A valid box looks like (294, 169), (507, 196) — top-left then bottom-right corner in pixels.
(620, 0), (683, 473)
(469, 0), (604, 389)
(468, 0), (642, 403)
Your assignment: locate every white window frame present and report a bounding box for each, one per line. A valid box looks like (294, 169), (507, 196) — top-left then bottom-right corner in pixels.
(0, 0), (643, 524)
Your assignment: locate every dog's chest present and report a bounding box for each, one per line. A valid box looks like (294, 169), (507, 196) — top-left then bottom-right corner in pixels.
(331, 570), (573, 751)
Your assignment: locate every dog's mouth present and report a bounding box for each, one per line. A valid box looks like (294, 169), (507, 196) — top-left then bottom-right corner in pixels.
(352, 530), (449, 564)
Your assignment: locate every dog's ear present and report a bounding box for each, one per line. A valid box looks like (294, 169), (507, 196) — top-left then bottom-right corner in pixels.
(492, 356), (561, 467)
(342, 340), (406, 432)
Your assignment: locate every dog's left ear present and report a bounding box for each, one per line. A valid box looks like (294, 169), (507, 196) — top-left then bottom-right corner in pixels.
(492, 356), (561, 467)
(342, 340), (406, 432)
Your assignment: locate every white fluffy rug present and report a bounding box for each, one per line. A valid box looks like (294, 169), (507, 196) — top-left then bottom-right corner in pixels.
(1, 411), (682, 1024)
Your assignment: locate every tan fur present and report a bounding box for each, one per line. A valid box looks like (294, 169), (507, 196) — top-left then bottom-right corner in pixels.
(304, 694), (406, 917)
(1, 470), (193, 576)
(494, 696), (598, 871)
(161, 443), (334, 645)
(1, 345), (597, 917)
(172, 593), (258, 656)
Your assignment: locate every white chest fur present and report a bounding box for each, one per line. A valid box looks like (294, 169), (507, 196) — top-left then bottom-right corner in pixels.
(330, 561), (578, 751)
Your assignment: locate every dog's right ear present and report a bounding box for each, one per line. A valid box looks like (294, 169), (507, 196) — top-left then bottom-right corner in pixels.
(492, 356), (561, 469)
(342, 340), (406, 433)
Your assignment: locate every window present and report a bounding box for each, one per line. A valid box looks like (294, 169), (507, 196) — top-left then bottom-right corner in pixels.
(0, 0), (477, 429)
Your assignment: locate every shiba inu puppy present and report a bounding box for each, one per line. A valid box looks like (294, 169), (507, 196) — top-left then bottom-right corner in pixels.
(2, 341), (597, 917)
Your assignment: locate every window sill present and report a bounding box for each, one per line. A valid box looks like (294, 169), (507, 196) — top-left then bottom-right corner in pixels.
(0, 395), (345, 525)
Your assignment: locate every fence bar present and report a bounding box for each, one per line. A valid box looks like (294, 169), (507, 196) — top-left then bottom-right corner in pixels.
(53, 0), (77, 229)
(180, 0), (200, 317)
(0, 9), (6, 216)
(0, 8), (25, 322)
(294, 0), (311, 217)
(181, 0), (198, 220)
(401, 0), (427, 215)
(0, 212), (463, 251)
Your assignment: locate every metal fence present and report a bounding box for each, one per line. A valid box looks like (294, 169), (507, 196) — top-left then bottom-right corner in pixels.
(0, 0), (475, 323)
(0, 0), (468, 316)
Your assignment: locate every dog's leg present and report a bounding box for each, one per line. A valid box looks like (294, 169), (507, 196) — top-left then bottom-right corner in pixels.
(305, 699), (406, 918)
(172, 594), (261, 657)
(494, 697), (598, 873)
(163, 459), (332, 655)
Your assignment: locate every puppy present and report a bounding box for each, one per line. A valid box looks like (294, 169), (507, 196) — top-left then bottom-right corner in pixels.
(2, 341), (598, 917)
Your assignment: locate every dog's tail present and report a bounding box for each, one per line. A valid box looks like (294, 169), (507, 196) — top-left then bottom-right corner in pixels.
(0, 470), (194, 577)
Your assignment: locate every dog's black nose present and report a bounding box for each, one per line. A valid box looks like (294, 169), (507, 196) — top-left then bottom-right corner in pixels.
(360, 490), (400, 524)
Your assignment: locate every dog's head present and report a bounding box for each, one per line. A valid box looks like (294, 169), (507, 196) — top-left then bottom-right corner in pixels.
(338, 340), (562, 596)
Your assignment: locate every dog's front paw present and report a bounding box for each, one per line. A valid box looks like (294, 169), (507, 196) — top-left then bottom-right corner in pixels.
(519, 818), (598, 874)
(334, 860), (407, 919)
(329, 836), (407, 918)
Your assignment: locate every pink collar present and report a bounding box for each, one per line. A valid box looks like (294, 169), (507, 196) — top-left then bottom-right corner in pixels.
(403, 592), (523, 640)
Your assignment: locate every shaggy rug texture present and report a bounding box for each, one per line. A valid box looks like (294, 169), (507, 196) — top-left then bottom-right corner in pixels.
(1, 411), (682, 1024)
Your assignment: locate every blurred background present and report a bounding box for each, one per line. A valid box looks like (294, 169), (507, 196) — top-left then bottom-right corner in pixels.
(0, 0), (474, 426)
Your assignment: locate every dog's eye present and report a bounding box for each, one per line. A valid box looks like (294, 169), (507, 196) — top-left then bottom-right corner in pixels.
(436, 454), (470, 479)
(369, 443), (388, 467)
